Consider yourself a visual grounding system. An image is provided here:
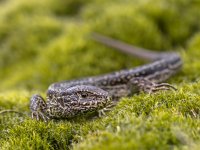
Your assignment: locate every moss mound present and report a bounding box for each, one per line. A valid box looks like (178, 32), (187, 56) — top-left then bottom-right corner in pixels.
(0, 0), (200, 149)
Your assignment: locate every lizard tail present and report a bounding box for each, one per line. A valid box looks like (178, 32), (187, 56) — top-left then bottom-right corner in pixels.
(91, 33), (175, 62)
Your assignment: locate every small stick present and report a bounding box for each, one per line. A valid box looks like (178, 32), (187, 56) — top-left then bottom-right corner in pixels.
(0, 109), (25, 116)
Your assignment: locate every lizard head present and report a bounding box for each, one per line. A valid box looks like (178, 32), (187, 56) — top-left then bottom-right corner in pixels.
(47, 85), (112, 118)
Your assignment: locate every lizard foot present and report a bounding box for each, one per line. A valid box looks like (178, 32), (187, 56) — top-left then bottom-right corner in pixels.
(31, 111), (49, 122)
(129, 77), (177, 94)
(98, 103), (115, 117)
(30, 94), (49, 122)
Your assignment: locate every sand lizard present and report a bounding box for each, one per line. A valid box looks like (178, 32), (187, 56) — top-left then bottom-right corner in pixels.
(30, 33), (182, 121)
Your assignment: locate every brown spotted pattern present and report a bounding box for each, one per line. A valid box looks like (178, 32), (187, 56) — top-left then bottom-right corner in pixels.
(30, 35), (182, 121)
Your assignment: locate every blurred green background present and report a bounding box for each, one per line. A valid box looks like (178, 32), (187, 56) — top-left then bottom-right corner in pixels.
(1, 0), (200, 91)
(0, 0), (200, 149)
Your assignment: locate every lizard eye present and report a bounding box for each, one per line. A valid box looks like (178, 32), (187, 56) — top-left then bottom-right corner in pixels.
(81, 93), (88, 98)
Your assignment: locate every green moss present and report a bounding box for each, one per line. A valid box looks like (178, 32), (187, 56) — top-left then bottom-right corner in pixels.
(83, 2), (170, 50)
(136, 0), (200, 47)
(0, 0), (200, 149)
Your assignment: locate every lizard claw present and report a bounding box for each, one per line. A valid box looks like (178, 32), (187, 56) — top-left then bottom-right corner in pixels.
(98, 109), (106, 117)
(147, 82), (177, 94)
(129, 77), (177, 94)
(31, 111), (49, 122)
(98, 103), (115, 117)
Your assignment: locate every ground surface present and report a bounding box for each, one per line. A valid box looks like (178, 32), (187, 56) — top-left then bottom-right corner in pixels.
(0, 0), (200, 149)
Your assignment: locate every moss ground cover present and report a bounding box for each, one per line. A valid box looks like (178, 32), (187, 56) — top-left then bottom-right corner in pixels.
(0, 0), (200, 149)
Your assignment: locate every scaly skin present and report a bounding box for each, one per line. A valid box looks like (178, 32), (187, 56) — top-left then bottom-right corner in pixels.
(30, 34), (182, 121)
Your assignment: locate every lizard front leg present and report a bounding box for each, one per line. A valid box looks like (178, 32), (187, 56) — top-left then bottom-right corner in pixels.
(30, 94), (49, 122)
